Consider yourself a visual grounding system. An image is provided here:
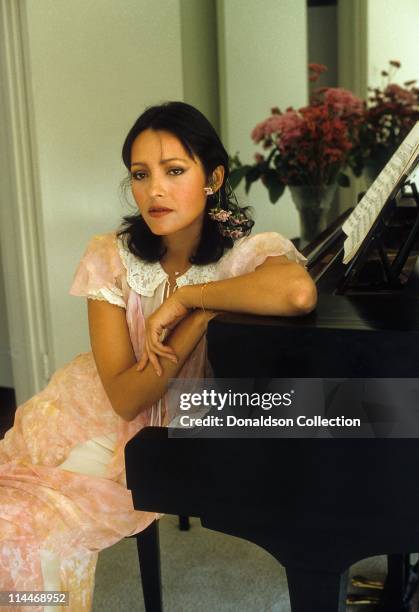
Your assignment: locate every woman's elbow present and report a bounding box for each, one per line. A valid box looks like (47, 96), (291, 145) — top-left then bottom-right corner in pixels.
(108, 394), (135, 422)
(107, 381), (141, 422)
(116, 406), (137, 422)
(108, 383), (160, 422)
(289, 279), (317, 314)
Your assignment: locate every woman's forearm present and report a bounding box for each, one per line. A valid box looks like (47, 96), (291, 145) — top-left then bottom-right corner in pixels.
(108, 310), (210, 422)
(178, 263), (317, 316)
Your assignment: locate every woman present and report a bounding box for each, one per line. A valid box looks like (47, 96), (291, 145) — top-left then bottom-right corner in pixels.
(0, 101), (316, 610)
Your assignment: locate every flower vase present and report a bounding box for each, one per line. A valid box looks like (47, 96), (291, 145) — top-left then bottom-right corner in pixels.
(289, 183), (338, 248)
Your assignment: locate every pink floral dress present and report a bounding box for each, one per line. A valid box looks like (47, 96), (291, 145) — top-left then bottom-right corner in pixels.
(0, 230), (306, 611)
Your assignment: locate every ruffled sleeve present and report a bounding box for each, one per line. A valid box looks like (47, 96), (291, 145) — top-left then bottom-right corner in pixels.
(69, 233), (126, 308)
(216, 231), (307, 279)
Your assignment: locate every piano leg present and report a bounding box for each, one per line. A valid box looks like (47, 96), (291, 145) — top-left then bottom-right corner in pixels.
(285, 567), (348, 612)
(178, 515), (190, 531)
(346, 553), (410, 609)
(376, 553), (411, 611)
(135, 519), (163, 612)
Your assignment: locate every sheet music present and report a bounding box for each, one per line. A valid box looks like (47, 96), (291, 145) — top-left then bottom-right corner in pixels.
(342, 122), (419, 264)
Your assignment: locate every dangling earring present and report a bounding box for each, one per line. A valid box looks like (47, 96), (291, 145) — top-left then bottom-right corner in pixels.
(203, 177), (217, 197)
(203, 184), (222, 208)
(206, 179), (252, 238)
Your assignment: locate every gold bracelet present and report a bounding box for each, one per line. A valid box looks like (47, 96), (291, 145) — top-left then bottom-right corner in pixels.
(200, 282), (210, 312)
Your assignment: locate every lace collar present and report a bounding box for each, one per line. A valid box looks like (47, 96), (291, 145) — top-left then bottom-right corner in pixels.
(117, 235), (219, 297)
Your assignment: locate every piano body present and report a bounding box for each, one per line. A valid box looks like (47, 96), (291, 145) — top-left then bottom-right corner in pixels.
(125, 182), (419, 612)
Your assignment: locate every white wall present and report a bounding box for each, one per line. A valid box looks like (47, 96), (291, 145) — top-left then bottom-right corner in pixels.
(21, 0), (187, 369)
(217, 0), (308, 239)
(367, 0), (419, 87)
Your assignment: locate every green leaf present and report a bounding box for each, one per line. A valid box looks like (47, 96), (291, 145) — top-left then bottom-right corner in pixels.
(246, 165), (263, 181)
(228, 151), (243, 167)
(229, 165), (252, 190)
(244, 166), (263, 194)
(264, 170), (285, 203)
(337, 172), (350, 188)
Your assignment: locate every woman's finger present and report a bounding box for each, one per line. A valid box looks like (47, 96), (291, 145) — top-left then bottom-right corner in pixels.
(149, 343), (178, 366)
(143, 337), (162, 376)
(137, 350), (149, 371)
(153, 340), (176, 358)
(148, 351), (162, 377)
(156, 328), (176, 355)
(150, 328), (178, 361)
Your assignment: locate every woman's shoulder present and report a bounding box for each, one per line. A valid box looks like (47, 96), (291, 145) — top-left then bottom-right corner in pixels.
(216, 231), (307, 279)
(88, 231), (128, 276)
(227, 230), (301, 254)
(82, 230), (123, 261)
(69, 231), (126, 305)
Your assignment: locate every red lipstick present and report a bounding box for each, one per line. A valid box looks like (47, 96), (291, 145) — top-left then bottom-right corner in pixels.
(148, 206), (173, 218)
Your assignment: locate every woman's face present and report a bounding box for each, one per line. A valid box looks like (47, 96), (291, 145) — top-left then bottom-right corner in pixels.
(130, 129), (208, 236)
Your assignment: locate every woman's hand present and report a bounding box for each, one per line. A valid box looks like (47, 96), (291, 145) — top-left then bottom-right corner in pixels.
(137, 296), (221, 376)
(137, 292), (189, 375)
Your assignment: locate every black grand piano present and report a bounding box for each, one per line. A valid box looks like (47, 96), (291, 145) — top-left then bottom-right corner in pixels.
(125, 178), (419, 611)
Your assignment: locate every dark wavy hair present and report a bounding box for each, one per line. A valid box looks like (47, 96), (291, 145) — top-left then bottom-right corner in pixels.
(117, 101), (254, 264)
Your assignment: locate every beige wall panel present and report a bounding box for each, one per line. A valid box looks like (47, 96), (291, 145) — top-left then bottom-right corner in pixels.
(217, 0), (308, 238)
(23, 0), (185, 367)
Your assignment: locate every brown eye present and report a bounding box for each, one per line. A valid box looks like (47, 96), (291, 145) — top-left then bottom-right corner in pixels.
(131, 171), (145, 181)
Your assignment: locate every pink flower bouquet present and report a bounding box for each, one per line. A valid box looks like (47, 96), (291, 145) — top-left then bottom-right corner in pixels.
(229, 64), (364, 203)
(355, 61), (419, 170)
